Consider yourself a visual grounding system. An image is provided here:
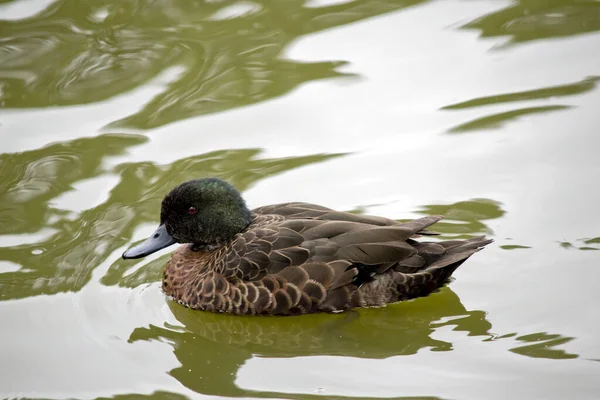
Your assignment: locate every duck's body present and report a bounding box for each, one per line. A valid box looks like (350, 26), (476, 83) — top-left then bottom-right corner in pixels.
(123, 178), (492, 315)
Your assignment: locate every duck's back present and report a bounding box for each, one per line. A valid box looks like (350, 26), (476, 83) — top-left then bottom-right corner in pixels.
(164, 202), (492, 315)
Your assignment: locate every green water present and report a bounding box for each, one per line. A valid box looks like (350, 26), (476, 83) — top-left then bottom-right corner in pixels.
(1, 0), (599, 398)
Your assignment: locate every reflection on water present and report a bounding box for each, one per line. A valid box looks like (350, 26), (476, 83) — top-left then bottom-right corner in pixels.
(580, 237), (600, 251)
(411, 198), (504, 239)
(509, 332), (577, 359)
(0, 134), (344, 299)
(448, 105), (571, 133)
(126, 287), (576, 399)
(443, 76), (600, 110)
(442, 76), (600, 133)
(99, 390), (443, 400)
(500, 244), (532, 250)
(96, 392), (190, 400)
(463, 0), (600, 45)
(557, 237), (600, 251)
(128, 288), (486, 398)
(0, 0), (426, 129)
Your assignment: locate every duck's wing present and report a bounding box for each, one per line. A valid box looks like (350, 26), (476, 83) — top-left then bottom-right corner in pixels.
(252, 203), (442, 240)
(253, 202), (399, 226)
(217, 211), (446, 312)
(252, 202), (335, 216)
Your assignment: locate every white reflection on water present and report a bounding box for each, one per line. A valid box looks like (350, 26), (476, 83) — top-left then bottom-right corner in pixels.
(0, 0), (56, 21)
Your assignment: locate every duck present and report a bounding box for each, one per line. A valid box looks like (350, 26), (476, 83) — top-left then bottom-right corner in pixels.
(122, 178), (492, 315)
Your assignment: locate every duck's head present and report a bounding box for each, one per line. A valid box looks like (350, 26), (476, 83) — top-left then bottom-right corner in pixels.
(122, 178), (252, 259)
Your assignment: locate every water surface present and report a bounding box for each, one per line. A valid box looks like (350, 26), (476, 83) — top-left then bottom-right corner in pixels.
(1, 0), (599, 399)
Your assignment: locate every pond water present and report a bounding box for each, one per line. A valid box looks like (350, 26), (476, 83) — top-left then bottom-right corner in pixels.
(1, 0), (599, 399)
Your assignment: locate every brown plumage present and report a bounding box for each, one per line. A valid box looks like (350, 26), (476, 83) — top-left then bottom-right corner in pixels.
(122, 178), (492, 315)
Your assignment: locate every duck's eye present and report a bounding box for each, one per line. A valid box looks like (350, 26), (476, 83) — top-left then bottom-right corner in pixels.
(187, 206), (198, 215)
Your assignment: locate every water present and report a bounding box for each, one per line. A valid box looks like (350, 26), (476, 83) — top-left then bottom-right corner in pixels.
(1, 0), (599, 399)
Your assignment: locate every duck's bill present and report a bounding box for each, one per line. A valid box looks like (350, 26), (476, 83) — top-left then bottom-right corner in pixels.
(122, 224), (177, 259)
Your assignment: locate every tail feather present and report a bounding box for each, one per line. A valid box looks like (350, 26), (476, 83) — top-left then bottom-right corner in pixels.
(428, 248), (480, 270)
(394, 236), (493, 301)
(427, 236), (493, 285)
(429, 236), (494, 269)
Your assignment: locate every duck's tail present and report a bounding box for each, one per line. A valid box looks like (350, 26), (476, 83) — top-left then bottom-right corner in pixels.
(395, 235), (493, 300)
(429, 236), (493, 272)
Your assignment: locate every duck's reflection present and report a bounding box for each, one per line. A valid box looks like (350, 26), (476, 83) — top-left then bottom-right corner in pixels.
(129, 284), (578, 399)
(128, 288), (489, 398)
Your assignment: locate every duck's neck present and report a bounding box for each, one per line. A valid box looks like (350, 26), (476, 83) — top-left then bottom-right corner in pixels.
(162, 244), (212, 303)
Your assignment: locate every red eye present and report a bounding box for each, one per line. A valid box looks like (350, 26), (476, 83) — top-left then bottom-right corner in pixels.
(187, 206), (198, 215)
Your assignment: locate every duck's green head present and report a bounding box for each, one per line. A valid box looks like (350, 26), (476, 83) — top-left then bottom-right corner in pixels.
(122, 178), (252, 259)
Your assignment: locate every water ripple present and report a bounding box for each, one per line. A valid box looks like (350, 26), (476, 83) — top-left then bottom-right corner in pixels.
(0, 0), (426, 128)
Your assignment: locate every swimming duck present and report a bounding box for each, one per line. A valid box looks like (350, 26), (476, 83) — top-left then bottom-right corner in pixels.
(122, 178), (492, 315)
